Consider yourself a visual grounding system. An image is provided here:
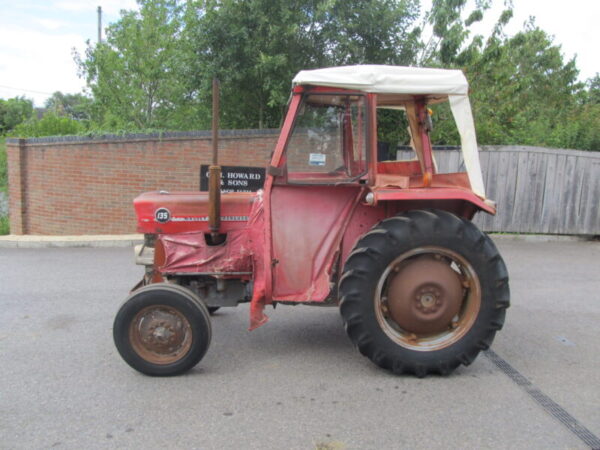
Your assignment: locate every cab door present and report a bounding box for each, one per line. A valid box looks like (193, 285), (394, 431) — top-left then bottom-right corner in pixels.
(269, 92), (368, 302)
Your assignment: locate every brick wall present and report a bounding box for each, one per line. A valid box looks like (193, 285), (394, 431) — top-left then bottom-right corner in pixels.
(6, 130), (278, 235)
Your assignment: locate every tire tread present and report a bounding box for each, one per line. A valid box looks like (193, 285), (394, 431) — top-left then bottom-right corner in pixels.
(339, 209), (510, 377)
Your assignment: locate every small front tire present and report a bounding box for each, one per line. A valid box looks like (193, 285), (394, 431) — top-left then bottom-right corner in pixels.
(113, 283), (212, 376)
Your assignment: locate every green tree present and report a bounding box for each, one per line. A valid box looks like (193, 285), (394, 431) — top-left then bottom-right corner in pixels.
(0, 96), (33, 134)
(0, 137), (7, 193)
(316, 0), (421, 66)
(44, 92), (93, 121)
(72, 0), (597, 150)
(419, 0), (495, 66)
(464, 22), (584, 148)
(558, 74), (600, 150)
(584, 74), (600, 105)
(75, 0), (198, 130)
(187, 0), (306, 129)
(9, 113), (86, 138)
(186, 0), (422, 129)
(423, 6), (597, 151)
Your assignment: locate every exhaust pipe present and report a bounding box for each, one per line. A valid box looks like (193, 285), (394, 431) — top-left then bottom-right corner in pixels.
(208, 78), (221, 237)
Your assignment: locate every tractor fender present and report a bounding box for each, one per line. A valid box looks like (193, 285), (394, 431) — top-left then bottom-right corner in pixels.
(339, 188), (495, 271)
(366, 187), (496, 215)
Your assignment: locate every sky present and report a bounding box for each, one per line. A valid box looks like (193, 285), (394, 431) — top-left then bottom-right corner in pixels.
(0, 0), (598, 107)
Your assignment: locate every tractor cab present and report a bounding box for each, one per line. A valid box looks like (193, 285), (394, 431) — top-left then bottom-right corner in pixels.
(285, 66), (493, 212)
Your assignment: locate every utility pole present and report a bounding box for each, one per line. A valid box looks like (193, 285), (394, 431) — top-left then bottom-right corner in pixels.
(97, 6), (102, 43)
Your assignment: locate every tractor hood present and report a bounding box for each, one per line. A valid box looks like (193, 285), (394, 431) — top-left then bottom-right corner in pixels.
(134, 191), (257, 234)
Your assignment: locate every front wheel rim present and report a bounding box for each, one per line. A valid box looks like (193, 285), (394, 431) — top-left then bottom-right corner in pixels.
(374, 246), (481, 351)
(129, 305), (193, 364)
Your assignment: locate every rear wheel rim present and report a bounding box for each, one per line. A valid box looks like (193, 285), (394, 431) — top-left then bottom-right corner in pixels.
(129, 305), (193, 364)
(374, 246), (481, 351)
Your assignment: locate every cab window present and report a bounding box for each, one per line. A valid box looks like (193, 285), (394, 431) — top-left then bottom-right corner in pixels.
(285, 94), (367, 183)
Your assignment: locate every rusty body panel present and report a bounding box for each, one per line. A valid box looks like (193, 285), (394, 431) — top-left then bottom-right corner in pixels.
(270, 184), (363, 301)
(154, 190), (264, 277)
(340, 202), (387, 265)
(158, 230), (253, 275)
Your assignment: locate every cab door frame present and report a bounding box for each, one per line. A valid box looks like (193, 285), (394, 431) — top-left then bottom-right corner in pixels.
(263, 87), (376, 302)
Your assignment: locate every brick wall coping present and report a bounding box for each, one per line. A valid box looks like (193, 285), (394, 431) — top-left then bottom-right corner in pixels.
(5, 128), (280, 146)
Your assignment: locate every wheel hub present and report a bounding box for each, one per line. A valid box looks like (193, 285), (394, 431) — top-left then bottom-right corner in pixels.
(130, 306), (192, 363)
(386, 256), (463, 335)
(416, 287), (442, 313)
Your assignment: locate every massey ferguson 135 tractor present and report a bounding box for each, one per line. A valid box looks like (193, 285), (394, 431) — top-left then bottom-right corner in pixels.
(113, 65), (510, 377)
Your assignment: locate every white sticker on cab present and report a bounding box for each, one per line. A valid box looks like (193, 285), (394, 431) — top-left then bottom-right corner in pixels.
(309, 153), (326, 166)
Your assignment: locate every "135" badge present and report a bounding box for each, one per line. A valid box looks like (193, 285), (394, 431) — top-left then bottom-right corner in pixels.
(154, 208), (171, 223)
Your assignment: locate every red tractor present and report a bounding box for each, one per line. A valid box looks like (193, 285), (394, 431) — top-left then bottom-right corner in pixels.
(113, 65), (509, 377)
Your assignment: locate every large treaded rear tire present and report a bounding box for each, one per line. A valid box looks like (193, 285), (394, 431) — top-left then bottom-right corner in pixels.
(113, 283), (212, 376)
(339, 209), (510, 377)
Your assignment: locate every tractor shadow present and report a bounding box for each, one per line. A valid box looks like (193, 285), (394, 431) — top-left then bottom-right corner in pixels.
(206, 304), (363, 371)
(204, 304), (488, 380)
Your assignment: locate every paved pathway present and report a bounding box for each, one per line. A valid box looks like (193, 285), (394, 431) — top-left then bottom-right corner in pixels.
(0, 239), (598, 449)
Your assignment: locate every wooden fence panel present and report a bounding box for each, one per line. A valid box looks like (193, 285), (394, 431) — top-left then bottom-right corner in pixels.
(540, 151), (559, 234)
(395, 145), (600, 235)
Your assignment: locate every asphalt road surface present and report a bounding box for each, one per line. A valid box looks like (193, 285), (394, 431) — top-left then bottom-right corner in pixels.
(1, 238), (599, 449)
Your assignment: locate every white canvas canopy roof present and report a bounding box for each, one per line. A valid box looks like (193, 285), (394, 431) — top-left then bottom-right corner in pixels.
(293, 65), (468, 95)
(293, 65), (486, 198)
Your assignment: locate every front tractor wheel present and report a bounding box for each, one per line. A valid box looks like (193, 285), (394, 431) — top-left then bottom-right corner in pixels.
(113, 283), (212, 376)
(339, 210), (509, 377)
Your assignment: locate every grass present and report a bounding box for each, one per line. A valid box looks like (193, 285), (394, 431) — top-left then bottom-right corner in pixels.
(0, 136), (6, 193)
(0, 137), (7, 234)
(0, 216), (8, 235)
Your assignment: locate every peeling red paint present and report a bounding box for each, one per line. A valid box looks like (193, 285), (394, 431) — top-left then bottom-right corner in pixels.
(245, 191), (269, 330)
(159, 231), (253, 274)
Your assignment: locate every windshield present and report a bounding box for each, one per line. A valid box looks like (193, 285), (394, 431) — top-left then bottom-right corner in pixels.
(285, 94), (367, 183)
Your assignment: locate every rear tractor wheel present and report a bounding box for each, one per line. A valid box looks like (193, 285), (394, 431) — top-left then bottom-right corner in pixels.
(113, 283), (212, 376)
(339, 209), (509, 377)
